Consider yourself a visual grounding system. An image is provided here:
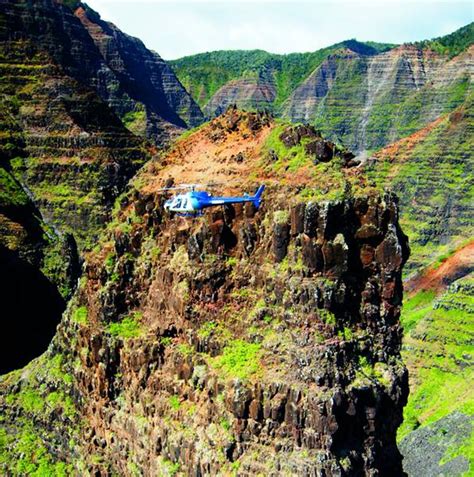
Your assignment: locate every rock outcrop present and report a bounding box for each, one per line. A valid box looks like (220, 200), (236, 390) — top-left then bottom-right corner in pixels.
(0, 111), (410, 475)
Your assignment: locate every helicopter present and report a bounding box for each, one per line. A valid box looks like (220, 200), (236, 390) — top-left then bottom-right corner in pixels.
(161, 183), (265, 215)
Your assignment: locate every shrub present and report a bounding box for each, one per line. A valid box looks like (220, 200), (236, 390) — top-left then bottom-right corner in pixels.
(211, 340), (261, 381)
(72, 306), (88, 325)
(107, 314), (143, 339)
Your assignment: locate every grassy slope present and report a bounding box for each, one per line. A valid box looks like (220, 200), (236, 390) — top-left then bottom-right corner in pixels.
(169, 40), (394, 109)
(367, 94), (474, 274)
(413, 22), (474, 58)
(366, 96), (473, 474)
(399, 276), (474, 474)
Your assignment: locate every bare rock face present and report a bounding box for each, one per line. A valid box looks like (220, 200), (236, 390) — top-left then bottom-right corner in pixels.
(204, 72), (277, 118)
(75, 5), (204, 139)
(281, 49), (357, 125)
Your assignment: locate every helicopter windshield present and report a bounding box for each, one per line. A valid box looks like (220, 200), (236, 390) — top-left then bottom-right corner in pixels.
(173, 197), (182, 208)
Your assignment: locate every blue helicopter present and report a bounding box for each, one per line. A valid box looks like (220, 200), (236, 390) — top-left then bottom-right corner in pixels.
(162, 184), (265, 215)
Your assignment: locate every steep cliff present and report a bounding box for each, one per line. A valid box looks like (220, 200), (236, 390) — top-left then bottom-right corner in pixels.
(0, 101), (74, 374)
(171, 23), (473, 152)
(0, 30), (149, 249)
(0, 0), (152, 373)
(0, 0), (204, 146)
(74, 4), (204, 140)
(364, 100), (474, 475)
(0, 111), (410, 475)
(283, 41), (473, 152)
(170, 41), (394, 115)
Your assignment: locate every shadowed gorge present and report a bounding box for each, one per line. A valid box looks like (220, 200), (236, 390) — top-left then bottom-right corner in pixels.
(0, 245), (65, 374)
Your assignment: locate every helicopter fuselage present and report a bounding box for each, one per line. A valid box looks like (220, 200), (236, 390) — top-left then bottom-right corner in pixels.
(164, 186), (265, 215)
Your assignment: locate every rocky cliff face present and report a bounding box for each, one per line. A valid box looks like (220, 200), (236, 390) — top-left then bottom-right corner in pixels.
(0, 0), (153, 372)
(203, 71), (276, 118)
(0, 101), (74, 374)
(74, 4), (204, 141)
(0, 0), (204, 146)
(0, 111), (410, 475)
(170, 41), (395, 115)
(283, 44), (473, 152)
(0, 29), (149, 249)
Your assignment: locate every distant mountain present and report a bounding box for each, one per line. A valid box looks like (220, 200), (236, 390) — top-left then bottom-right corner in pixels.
(171, 24), (473, 152)
(170, 40), (395, 115)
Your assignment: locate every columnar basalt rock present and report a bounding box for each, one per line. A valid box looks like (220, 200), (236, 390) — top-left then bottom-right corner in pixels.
(0, 109), (410, 475)
(43, 185), (409, 475)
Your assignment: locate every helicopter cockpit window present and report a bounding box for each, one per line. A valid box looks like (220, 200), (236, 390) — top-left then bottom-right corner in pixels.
(181, 198), (188, 209)
(174, 198), (182, 208)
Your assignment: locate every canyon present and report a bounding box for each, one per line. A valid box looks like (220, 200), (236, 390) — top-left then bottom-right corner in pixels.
(0, 1), (472, 475)
(171, 23), (473, 152)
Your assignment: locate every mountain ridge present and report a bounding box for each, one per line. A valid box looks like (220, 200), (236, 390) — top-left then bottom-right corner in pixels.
(171, 22), (473, 152)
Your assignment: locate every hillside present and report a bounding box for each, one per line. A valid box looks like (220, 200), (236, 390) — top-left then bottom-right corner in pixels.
(365, 101), (474, 475)
(170, 41), (394, 115)
(171, 23), (473, 152)
(1, 0), (204, 146)
(0, 2), (472, 475)
(0, 110), (410, 475)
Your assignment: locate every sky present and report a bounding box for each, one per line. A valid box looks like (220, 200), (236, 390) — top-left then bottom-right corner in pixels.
(84, 1), (473, 59)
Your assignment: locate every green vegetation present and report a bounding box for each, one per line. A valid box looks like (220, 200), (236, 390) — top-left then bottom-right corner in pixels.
(197, 321), (218, 339)
(0, 426), (73, 476)
(0, 352), (80, 475)
(263, 123), (313, 173)
(439, 421), (474, 472)
(107, 313), (143, 339)
(353, 356), (391, 389)
(170, 40), (394, 109)
(72, 306), (88, 325)
(161, 459), (180, 477)
(0, 167), (29, 208)
(401, 290), (436, 332)
(273, 210), (290, 224)
(414, 22), (474, 58)
(210, 340), (262, 381)
(169, 395), (181, 411)
(177, 343), (194, 357)
(399, 275), (474, 442)
(261, 123), (353, 201)
(225, 256), (238, 267)
(367, 94), (474, 274)
(121, 108), (147, 136)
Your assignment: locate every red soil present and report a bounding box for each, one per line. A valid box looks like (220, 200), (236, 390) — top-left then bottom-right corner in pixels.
(406, 241), (474, 295)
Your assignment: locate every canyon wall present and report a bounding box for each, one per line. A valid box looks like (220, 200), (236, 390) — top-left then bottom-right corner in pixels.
(0, 111), (410, 475)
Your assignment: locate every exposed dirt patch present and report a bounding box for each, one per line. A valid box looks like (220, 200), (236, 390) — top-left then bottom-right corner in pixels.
(143, 111), (274, 195)
(406, 241), (474, 294)
(373, 114), (445, 166)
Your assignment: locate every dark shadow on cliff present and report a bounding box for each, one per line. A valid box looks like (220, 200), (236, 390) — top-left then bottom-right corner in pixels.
(0, 245), (65, 374)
